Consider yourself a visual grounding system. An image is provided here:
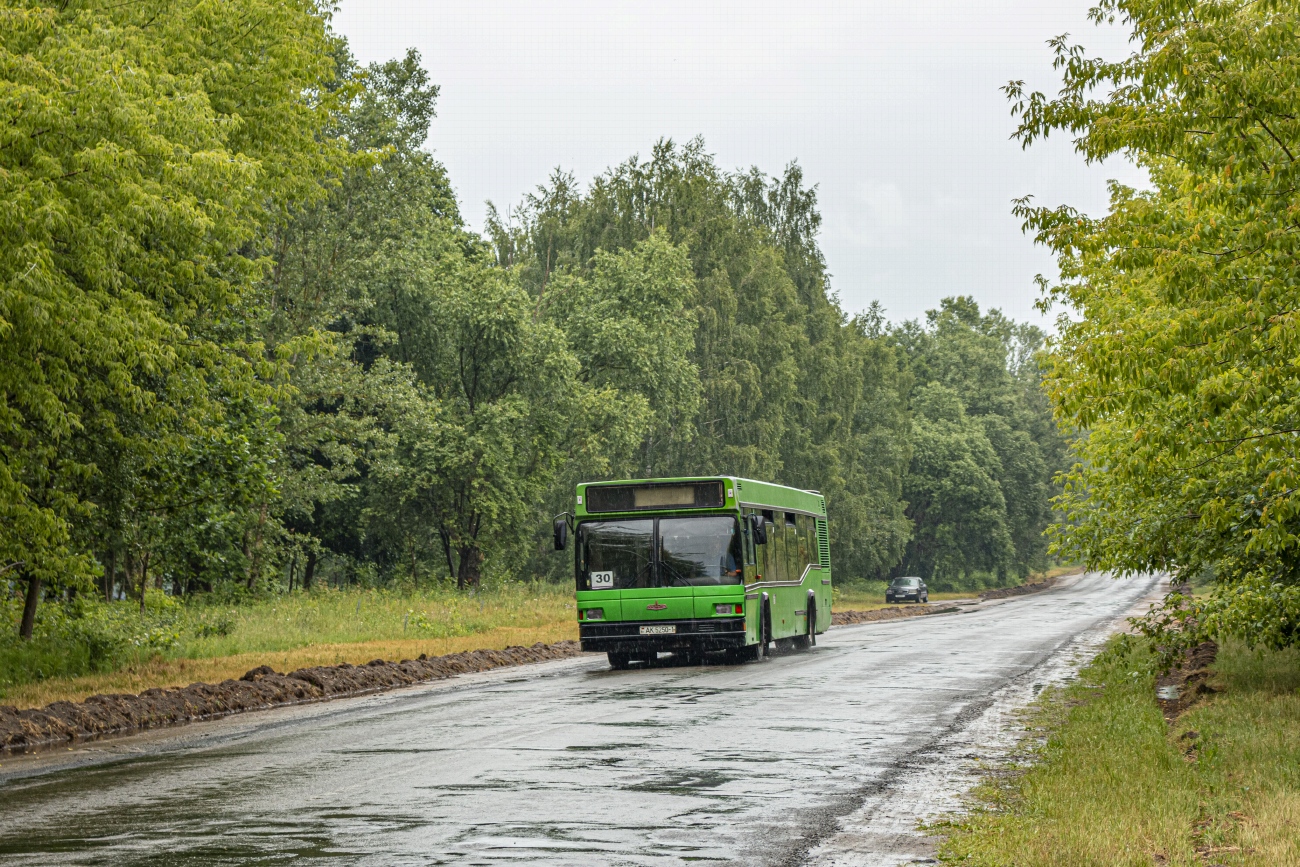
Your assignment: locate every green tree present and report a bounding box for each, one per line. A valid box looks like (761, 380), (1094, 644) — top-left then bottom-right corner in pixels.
(1010, 0), (1300, 648)
(261, 47), (451, 589)
(899, 383), (1016, 582)
(538, 233), (701, 491)
(370, 253), (578, 588)
(891, 298), (1059, 582)
(263, 48), (669, 589)
(493, 139), (913, 579)
(0, 0), (343, 635)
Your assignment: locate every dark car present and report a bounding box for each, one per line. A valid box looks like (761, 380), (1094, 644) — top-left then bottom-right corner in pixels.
(885, 576), (928, 604)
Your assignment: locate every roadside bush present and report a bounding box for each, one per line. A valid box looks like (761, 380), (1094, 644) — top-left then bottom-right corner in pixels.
(0, 593), (184, 697)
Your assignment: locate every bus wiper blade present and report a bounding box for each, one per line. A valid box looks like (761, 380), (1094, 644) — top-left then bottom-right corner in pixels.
(659, 561), (690, 586)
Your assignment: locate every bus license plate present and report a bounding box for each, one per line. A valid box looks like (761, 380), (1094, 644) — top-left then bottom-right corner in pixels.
(640, 624), (676, 635)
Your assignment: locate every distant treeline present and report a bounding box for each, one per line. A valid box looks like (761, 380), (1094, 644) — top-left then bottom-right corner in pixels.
(1, 2), (1063, 638)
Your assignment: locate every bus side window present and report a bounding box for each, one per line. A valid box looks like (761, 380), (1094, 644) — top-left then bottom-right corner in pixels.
(785, 512), (800, 582)
(768, 511), (784, 582)
(798, 514), (815, 567)
(742, 509), (756, 567)
(758, 510), (775, 581)
(791, 514), (801, 566)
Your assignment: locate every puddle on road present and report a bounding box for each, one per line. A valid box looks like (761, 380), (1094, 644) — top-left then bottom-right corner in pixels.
(416, 780), (517, 792)
(600, 685), (729, 705)
(626, 768), (734, 794)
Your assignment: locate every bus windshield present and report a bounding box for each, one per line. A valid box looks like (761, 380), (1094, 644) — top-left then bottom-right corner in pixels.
(579, 519), (654, 589)
(659, 517), (742, 586)
(578, 516), (742, 589)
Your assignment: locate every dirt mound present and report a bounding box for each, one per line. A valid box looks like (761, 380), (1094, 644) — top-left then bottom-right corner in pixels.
(832, 604), (959, 626)
(1155, 640), (1219, 724)
(0, 640), (582, 754)
(980, 577), (1058, 600)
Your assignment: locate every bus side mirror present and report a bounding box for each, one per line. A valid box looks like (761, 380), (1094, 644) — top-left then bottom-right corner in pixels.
(553, 517), (568, 551)
(749, 514), (767, 545)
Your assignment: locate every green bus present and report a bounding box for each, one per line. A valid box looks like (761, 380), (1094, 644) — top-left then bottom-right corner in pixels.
(553, 477), (831, 668)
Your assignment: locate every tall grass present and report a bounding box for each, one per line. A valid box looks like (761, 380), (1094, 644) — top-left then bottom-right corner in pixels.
(939, 639), (1300, 866)
(178, 583), (574, 658)
(0, 583), (575, 701)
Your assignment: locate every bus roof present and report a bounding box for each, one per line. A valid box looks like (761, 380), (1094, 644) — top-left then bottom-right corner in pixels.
(574, 476), (826, 519)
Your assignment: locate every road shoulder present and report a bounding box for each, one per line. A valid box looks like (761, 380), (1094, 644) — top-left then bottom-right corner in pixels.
(806, 572), (1162, 867)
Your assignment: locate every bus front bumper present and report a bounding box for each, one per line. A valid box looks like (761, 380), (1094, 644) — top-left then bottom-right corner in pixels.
(579, 617), (747, 653)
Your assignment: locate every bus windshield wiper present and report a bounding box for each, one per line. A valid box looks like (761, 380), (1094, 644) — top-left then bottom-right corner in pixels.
(658, 560), (691, 587)
(631, 561), (654, 588)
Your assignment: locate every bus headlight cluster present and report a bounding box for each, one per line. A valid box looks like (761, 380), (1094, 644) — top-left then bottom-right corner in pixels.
(714, 603), (742, 615)
(584, 608), (604, 620)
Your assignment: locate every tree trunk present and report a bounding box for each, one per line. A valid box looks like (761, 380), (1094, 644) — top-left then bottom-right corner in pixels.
(123, 549), (136, 603)
(288, 553), (298, 593)
(19, 570), (41, 640)
(246, 502), (268, 591)
(440, 530), (456, 580)
(105, 547), (117, 603)
(139, 551), (150, 615)
(302, 550), (317, 591)
(456, 545), (483, 590)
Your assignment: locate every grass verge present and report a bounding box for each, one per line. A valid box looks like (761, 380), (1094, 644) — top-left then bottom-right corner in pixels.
(938, 638), (1300, 866)
(2, 584), (577, 709)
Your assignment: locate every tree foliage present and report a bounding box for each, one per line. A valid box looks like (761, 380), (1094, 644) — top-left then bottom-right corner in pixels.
(490, 141), (916, 579)
(1012, 0), (1300, 648)
(891, 298), (1059, 585)
(0, 0), (344, 632)
(2, 10), (1066, 644)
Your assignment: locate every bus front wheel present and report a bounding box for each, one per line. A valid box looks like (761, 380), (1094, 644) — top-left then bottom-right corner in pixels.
(607, 651), (631, 670)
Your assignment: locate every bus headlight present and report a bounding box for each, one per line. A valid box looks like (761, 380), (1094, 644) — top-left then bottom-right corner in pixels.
(715, 603), (742, 615)
(586, 608), (604, 620)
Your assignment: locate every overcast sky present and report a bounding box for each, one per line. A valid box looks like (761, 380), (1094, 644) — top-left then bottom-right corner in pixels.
(333, 0), (1147, 327)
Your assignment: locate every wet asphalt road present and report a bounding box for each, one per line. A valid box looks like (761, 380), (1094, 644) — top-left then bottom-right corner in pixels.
(0, 572), (1160, 866)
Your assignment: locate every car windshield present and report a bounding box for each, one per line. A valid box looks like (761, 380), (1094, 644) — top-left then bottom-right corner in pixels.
(577, 516), (742, 589)
(891, 578), (920, 587)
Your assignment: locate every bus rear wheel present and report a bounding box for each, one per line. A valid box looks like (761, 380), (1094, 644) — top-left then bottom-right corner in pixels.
(806, 591), (818, 647)
(792, 592), (818, 650)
